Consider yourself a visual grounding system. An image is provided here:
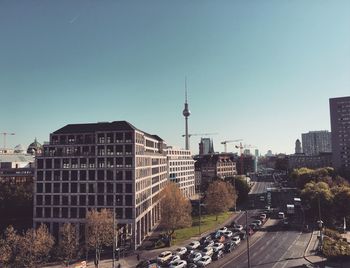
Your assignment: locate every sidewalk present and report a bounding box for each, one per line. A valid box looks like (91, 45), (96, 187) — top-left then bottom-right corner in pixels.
(304, 230), (325, 264)
(44, 211), (242, 268)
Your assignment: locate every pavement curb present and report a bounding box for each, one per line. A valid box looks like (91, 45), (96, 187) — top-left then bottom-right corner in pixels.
(303, 230), (317, 264)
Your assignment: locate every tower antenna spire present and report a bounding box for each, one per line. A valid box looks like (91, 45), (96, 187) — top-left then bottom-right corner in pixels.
(182, 77), (191, 150)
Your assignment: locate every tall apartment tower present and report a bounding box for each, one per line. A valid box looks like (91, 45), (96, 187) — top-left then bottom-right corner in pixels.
(330, 96), (350, 173)
(166, 147), (195, 198)
(295, 139), (302, 154)
(33, 121), (168, 249)
(301, 131), (331, 156)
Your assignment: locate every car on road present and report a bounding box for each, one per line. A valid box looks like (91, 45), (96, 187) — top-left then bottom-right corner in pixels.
(212, 242), (224, 252)
(212, 249), (224, 261)
(232, 236), (241, 245)
(197, 255), (212, 267)
(174, 247), (187, 257)
(232, 224), (244, 232)
(136, 260), (158, 268)
(278, 212), (285, 219)
(201, 240), (214, 249)
(222, 230), (233, 238)
(169, 260), (187, 268)
(167, 255), (181, 265)
(224, 241), (236, 253)
(218, 226), (228, 233)
(252, 220), (262, 226)
(187, 241), (201, 250)
(157, 251), (173, 264)
(199, 235), (212, 245)
(201, 246), (213, 256)
(260, 213), (267, 221)
(238, 231), (247, 240)
(187, 252), (202, 263)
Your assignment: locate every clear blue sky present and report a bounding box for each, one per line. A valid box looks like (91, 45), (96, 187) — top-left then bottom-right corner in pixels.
(1, 0), (349, 155)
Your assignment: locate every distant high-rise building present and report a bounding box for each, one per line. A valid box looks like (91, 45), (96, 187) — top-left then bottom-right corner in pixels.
(243, 149), (251, 155)
(330, 96), (350, 173)
(199, 138), (214, 155)
(254, 149), (259, 157)
(295, 139), (302, 154)
(301, 131), (331, 156)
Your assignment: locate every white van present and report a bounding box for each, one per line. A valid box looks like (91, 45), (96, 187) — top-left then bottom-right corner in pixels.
(278, 212), (285, 219)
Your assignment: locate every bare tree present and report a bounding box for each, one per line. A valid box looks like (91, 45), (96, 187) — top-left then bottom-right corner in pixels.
(57, 223), (79, 266)
(160, 183), (192, 246)
(86, 209), (115, 268)
(204, 180), (236, 220)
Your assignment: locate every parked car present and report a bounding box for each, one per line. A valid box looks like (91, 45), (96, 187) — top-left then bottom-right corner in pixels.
(169, 260), (187, 268)
(252, 220), (262, 226)
(201, 246), (213, 256)
(224, 241), (236, 253)
(201, 240), (214, 249)
(249, 222), (260, 231)
(232, 224), (244, 232)
(238, 231), (247, 240)
(167, 255), (181, 265)
(174, 247), (187, 257)
(187, 263), (198, 268)
(187, 241), (201, 250)
(212, 242), (224, 252)
(157, 251), (173, 264)
(182, 250), (194, 261)
(218, 226), (228, 233)
(278, 212), (285, 219)
(223, 230), (233, 238)
(136, 260), (158, 268)
(187, 252), (202, 263)
(260, 213), (267, 221)
(232, 236), (241, 245)
(212, 249), (224, 261)
(215, 235), (225, 243)
(199, 235), (212, 245)
(197, 255), (212, 267)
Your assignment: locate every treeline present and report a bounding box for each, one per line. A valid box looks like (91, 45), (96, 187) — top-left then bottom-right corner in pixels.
(0, 209), (115, 268)
(291, 167), (350, 226)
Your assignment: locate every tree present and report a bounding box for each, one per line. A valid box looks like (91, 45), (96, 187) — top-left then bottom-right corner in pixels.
(57, 223), (79, 266)
(301, 181), (334, 224)
(0, 226), (20, 267)
(204, 180), (236, 220)
(86, 209), (115, 268)
(226, 176), (250, 204)
(160, 183), (192, 245)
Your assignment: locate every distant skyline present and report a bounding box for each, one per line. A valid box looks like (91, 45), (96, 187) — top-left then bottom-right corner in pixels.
(1, 1), (350, 155)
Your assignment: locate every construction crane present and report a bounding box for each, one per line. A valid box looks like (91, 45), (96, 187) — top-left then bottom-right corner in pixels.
(181, 133), (218, 149)
(235, 142), (257, 175)
(0, 132), (15, 149)
(221, 139), (243, 153)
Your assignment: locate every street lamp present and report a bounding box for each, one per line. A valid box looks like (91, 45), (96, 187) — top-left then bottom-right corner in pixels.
(245, 210), (251, 268)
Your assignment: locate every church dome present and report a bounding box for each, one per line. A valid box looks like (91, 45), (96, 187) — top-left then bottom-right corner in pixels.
(27, 138), (43, 155)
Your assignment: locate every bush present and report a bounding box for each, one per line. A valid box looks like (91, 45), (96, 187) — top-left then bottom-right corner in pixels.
(322, 236), (350, 260)
(324, 228), (342, 240)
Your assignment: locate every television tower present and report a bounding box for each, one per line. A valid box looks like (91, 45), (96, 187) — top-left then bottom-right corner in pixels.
(183, 79), (191, 150)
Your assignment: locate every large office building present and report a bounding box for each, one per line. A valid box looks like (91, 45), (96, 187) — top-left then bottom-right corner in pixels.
(33, 121), (168, 249)
(166, 147), (195, 198)
(301, 131), (331, 156)
(330, 96), (350, 174)
(199, 138), (214, 155)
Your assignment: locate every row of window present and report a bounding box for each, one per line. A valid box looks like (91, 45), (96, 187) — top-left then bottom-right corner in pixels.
(36, 206), (133, 219)
(36, 182), (133, 194)
(37, 170), (133, 181)
(36, 194), (133, 206)
(51, 132), (133, 145)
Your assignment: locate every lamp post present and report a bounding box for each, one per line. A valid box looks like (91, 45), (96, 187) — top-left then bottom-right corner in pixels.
(245, 210), (251, 268)
(317, 193), (323, 252)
